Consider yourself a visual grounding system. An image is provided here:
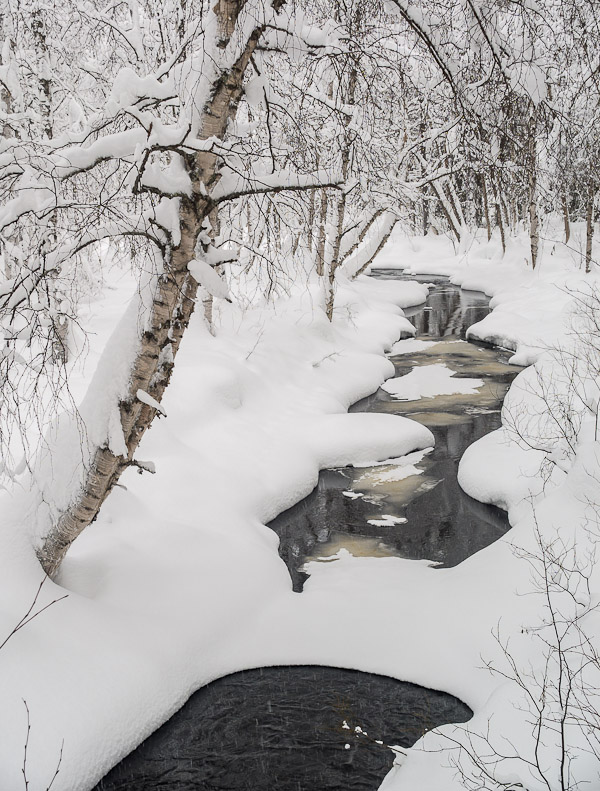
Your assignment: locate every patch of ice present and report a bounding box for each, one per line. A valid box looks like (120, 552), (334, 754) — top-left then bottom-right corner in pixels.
(367, 515), (407, 527)
(342, 490), (363, 499)
(367, 465), (423, 485)
(353, 448), (432, 468)
(382, 363), (484, 401)
(388, 338), (437, 355)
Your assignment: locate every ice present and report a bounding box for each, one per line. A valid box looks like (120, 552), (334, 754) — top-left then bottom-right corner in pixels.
(388, 338), (437, 355)
(381, 363), (484, 401)
(367, 515), (408, 527)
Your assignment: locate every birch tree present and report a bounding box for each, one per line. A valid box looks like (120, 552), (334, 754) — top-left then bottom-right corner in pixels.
(0, 0), (341, 576)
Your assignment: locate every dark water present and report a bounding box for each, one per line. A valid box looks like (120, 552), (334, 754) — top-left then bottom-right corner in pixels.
(95, 667), (471, 791)
(272, 274), (518, 592)
(95, 273), (516, 791)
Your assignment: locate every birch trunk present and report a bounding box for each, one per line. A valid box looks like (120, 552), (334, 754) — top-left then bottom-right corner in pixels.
(481, 174), (491, 242)
(315, 190), (328, 278)
(38, 0), (280, 577)
(325, 189), (346, 320)
(351, 213), (399, 279)
(586, 191), (595, 274)
(490, 175), (505, 255)
(324, 63), (357, 320)
(340, 208), (385, 267)
(528, 110), (539, 270)
(562, 194), (570, 244)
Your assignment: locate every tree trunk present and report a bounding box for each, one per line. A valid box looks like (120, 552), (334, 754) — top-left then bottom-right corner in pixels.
(340, 208), (385, 267)
(422, 189), (429, 235)
(562, 194), (570, 244)
(496, 203), (506, 255)
(307, 154), (320, 254)
(315, 189), (328, 278)
(528, 109), (539, 270)
(447, 178), (465, 230)
(38, 0), (281, 577)
(481, 174), (491, 242)
(325, 190), (346, 320)
(586, 191), (595, 274)
(324, 62), (358, 320)
(351, 213), (399, 279)
(529, 184), (538, 269)
(490, 176), (505, 255)
(32, 9), (68, 362)
(437, 182), (461, 241)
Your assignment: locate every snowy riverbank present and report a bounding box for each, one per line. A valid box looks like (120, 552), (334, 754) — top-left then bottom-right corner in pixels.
(0, 271), (434, 789)
(2, 224), (600, 790)
(372, 226), (600, 790)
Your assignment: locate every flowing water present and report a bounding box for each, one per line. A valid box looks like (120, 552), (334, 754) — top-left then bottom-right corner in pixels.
(95, 273), (519, 791)
(272, 273), (517, 591)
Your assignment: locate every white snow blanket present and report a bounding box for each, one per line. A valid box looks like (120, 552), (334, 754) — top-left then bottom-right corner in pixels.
(3, 223), (600, 791)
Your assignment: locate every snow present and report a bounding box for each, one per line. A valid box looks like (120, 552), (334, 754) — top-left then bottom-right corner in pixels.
(351, 450), (430, 488)
(388, 338), (436, 355)
(367, 515), (407, 527)
(342, 489), (363, 499)
(359, 463), (423, 485)
(381, 362), (484, 400)
(372, 225), (585, 367)
(0, 265), (432, 790)
(136, 388), (167, 416)
(188, 258), (231, 301)
(3, 221), (600, 791)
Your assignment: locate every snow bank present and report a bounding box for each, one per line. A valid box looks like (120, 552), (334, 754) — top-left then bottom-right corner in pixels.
(3, 219), (600, 791)
(369, 223), (600, 790)
(0, 269), (432, 789)
(371, 224), (597, 367)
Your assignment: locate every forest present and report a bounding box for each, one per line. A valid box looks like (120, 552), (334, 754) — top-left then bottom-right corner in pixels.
(1, 0), (600, 789)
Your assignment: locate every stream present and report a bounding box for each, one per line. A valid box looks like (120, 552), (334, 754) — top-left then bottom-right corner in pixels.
(273, 273), (517, 592)
(95, 273), (519, 791)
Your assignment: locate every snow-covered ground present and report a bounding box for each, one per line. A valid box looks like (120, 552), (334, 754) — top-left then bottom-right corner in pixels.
(372, 224), (600, 789)
(0, 269), (433, 789)
(2, 222), (600, 790)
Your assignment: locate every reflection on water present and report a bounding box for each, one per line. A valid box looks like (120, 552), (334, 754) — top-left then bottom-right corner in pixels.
(95, 667), (472, 791)
(270, 275), (519, 591)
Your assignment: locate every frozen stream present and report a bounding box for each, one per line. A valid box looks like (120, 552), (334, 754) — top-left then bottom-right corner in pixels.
(95, 274), (518, 791)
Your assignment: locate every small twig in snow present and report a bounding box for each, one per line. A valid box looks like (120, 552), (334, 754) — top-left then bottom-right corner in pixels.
(0, 578), (68, 653)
